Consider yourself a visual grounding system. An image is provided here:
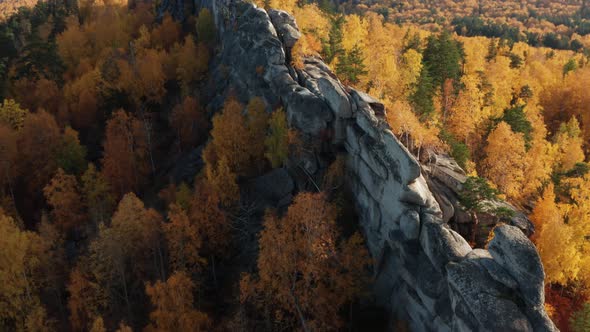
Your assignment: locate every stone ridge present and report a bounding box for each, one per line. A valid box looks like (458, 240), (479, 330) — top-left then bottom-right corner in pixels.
(203, 1), (557, 330)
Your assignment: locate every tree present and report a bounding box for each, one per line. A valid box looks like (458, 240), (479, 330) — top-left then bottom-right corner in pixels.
(150, 14), (181, 51)
(481, 122), (527, 199)
(205, 96), (268, 177)
(560, 175), (590, 293)
(64, 69), (102, 129)
(101, 110), (149, 199)
(530, 185), (581, 285)
(422, 31), (464, 90)
(131, 48), (166, 104)
(335, 44), (367, 85)
(170, 96), (207, 150)
(243, 193), (370, 330)
(0, 212), (44, 331)
(164, 204), (205, 276)
(56, 16), (90, 70)
(17, 110), (61, 196)
(89, 317), (106, 332)
(145, 271), (210, 332)
(173, 36), (209, 95)
(446, 74), (480, 142)
(497, 105), (533, 147)
(43, 168), (86, 233)
(554, 117), (585, 172)
(0, 99), (27, 130)
(88, 193), (164, 324)
(188, 179), (231, 258)
(81, 164), (115, 228)
(264, 109), (289, 168)
(56, 127), (87, 175)
(203, 153), (239, 206)
(323, 16), (344, 65)
(410, 67), (435, 116)
(0, 124), (18, 206)
(67, 268), (106, 332)
(563, 58), (577, 78)
(245, 97), (269, 170)
(196, 8), (216, 45)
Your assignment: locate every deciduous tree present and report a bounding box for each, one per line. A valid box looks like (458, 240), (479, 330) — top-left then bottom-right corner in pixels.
(145, 271), (210, 332)
(43, 168), (86, 233)
(480, 122), (526, 199)
(243, 193), (370, 330)
(170, 96), (207, 150)
(101, 110), (149, 199)
(164, 204), (205, 276)
(264, 109), (289, 168)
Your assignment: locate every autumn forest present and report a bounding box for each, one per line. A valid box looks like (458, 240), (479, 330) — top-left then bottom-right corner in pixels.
(0, 0), (589, 331)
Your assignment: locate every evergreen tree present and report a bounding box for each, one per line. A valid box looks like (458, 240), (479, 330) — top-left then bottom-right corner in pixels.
(410, 68), (435, 116)
(323, 16), (344, 64)
(336, 44), (367, 84)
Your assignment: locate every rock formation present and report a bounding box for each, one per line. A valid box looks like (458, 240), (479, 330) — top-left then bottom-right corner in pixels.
(200, 1), (557, 330)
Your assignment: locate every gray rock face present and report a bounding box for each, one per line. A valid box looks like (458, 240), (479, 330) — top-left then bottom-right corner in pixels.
(268, 9), (301, 47)
(447, 260), (533, 332)
(204, 2), (556, 331)
(488, 225), (545, 307)
(420, 222), (472, 272)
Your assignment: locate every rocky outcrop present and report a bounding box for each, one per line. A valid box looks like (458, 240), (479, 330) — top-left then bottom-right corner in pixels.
(424, 153), (534, 247)
(203, 1), (557, 330)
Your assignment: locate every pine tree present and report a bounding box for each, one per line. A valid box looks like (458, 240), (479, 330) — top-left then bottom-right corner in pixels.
(336, 44), (368, 85)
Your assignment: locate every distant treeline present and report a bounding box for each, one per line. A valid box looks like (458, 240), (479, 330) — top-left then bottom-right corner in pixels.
(452, 16), (588, 53)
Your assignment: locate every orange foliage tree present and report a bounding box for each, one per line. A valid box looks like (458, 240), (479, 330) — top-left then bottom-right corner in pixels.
(164, 204), (206, 276)
(43, 168), (86, 233)
(101, 109), (149, 199)
(170, 96), (208, 150)
(145, 271), (210, 332)
(17, 110), (61, 196)
(241, 193), (370, 330)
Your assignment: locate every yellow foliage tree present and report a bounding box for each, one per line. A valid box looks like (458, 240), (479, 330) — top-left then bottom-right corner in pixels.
(481, 122), (527, 200)
(532, 185), (581, 286)
(554, 117), (585, 171)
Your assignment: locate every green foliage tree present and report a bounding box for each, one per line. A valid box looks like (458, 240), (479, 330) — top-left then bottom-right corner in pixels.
(563, 58), (577, 78)
(335, 44), (367, 84)
(421, 31), (464, 90)
(496, 105), (533, 147)
(410, 68), (435, 116)
(265, 109), (289, 168)
(323, 15), (344, 64)
(56, 127), (87, 175)
(459, 176), (499, 211)
(196, 8), (216, 45)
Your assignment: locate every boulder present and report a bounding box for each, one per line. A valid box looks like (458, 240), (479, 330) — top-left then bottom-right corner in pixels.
(447, 260), (533, 332)
(267, 9), (301, 47)
(420, 222), (472, 272)
(243, 168), (294, 209)
(466, 249), (519, 289)
(488, 225), (545, 307)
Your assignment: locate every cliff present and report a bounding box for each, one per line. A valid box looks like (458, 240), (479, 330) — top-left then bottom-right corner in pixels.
(194, 1), (557, 330)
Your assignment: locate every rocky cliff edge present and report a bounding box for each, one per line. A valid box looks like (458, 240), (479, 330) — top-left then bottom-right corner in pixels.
(198, 1), (557, 330)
